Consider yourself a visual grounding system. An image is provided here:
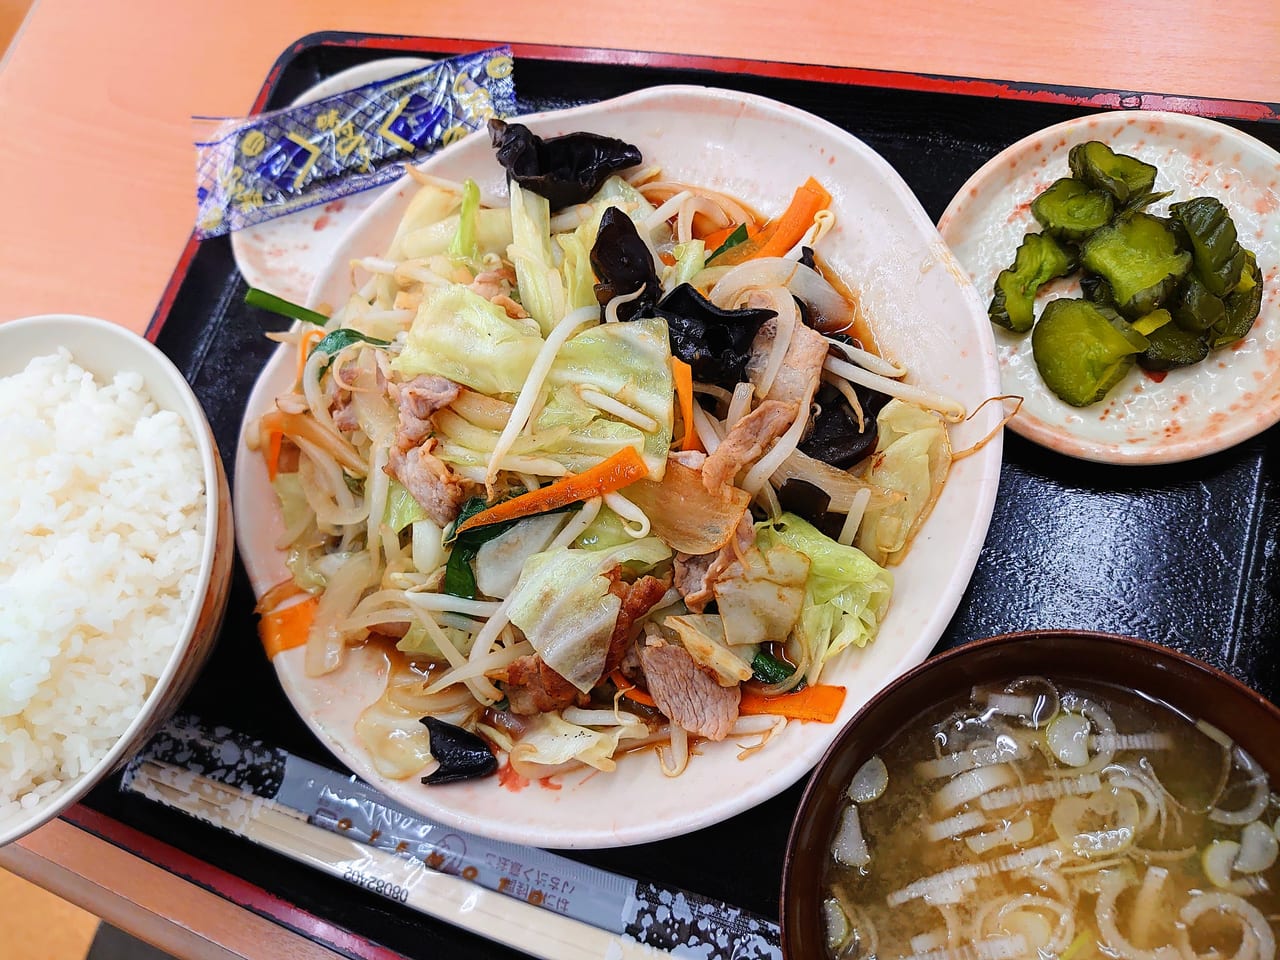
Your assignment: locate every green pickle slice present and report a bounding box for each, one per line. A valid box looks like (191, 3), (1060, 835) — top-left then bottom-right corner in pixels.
(1173, 272), (1226, 334)
(1138, 313), (1209, 371)
(1170, 196), (1246, 297)
(989, 232), (1076, 333)
(1068, 141), (1158, 205)
(1212, 250), (1264, 349)
(1079, 213), (1192, 317)
(1032, 299), (1148, 406)
(1080, 272), (1117, 309)
(1031, 178), (1115, 242)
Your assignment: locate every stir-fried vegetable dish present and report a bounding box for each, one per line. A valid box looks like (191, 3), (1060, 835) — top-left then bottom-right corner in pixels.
(249, 120), (965, 786)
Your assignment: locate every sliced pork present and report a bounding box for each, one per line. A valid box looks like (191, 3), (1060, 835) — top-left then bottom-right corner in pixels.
(701, 399), (796, 494)
(331, 393), (360, 433)
(673, 512), (754, 613)
(497, 655), (585, 715)
(385, 440), (473, 526)
(388, 375), (460, 452)
(638, 639), (740, 741)
(602, 571), (670, 676)
(771, 322), (829, 407)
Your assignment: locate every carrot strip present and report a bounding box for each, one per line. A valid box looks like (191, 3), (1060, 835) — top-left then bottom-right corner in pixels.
(610, 670), (656, 707)
(670, 357), (701, 453)
(264, 428), (284, 482)
(258, 408), (365, 476)
(455, 446), (649, 536)
(259, 596), (319, 659)
(297, 328), (325, 384)
(753, 177), (831, 260)
(714, 178), (832, 267)
(739, 684), (846, 723)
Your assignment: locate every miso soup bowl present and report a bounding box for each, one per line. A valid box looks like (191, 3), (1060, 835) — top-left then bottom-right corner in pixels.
(780, 630), (1280, 959)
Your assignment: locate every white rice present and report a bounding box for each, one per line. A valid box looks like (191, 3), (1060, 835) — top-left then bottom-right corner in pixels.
(0, 349), (206, 822)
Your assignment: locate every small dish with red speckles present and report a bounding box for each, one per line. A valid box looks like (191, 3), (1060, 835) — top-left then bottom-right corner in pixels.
(940, 110), (1280, 464)
(230, 57), (434, 305)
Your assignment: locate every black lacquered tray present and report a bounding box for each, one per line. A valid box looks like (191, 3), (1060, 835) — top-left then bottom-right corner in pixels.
(68, 32), (1280, 960)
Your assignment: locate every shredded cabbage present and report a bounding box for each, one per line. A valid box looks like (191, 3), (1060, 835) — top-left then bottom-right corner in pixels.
(447, 178), (482, 264)
(756, 513), (892, 684)
(393, 285), (543, 395)
(665, 615), (754, 685)
(396, 621), (475, 660)
(432, 319), (673, 478)
(856, 399), (950, 566)
(665, 240), (707, 290)
(548, 316), (673, 476)
(506, 538), (672, 692)
(712, 543), (810, 648)
(272, 473), (311, 536)
(572, 507), (635, 551)
(510, 712), (646, 773)
(384, 479), (429, 533)
(385, 182), (463, 261)
(508, 181), (567, 335)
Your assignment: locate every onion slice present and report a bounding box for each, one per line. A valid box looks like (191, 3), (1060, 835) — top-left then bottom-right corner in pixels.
(849, 755), (888, 804)
(933, 764), (1016, 815)
(965, 816), (1034, 855)
(916, 738), (1026, 780)
(980, 773), (1102, 811)
(1235, 820), (1279, 874)
(902, 935), (1027, 960)
(1210, 746), (1270, 825)
(708, 257), (853, 330)
(1046, 712), (1091, 767)
(833, 804), (870, 868)
(1180, 892), (1275, 960)
(926, 810), (987, 842)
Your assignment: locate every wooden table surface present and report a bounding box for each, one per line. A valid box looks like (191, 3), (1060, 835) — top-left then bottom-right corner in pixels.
(0, 1), (1277, 956)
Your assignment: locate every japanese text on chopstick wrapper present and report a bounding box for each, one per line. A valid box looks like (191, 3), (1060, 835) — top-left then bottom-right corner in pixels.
(194, 47), (516, 238)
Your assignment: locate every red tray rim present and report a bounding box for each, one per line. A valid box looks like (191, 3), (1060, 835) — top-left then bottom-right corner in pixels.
(122, 30), (1280, 958)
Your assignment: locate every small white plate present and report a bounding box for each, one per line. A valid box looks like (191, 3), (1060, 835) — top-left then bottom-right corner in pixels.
(233, 85), (1004, 847)
(230, 57), (433, 303)
(939, 111), (1280, 464)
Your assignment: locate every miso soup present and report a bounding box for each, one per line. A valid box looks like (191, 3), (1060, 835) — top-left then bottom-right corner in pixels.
(822, 677), (1278, 960)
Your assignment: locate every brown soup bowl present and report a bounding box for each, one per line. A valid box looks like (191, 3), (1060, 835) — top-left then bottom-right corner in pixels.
(780, 630), (1280, 958)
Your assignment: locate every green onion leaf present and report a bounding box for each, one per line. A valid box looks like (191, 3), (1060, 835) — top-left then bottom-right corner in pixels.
(751, 650), (797, 685)
(442, 496), (577, 599)
(707, 223), (749, 263)
(245, 287), (331, 327)
(309, 329), (391, 376)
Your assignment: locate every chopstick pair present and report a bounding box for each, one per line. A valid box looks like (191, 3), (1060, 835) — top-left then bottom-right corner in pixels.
(129, 761), (657, 960)
(122, 715), (782, 960)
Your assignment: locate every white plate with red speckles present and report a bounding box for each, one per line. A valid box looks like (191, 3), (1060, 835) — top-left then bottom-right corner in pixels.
(233, 85), (1004, 848)
(939, 110), (1280, 465)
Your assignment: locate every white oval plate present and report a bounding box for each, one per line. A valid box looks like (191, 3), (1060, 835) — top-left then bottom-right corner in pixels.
(233, 85), (1004, 847)
(939, 110), (1280, 464)
(230, 57), (433, 303)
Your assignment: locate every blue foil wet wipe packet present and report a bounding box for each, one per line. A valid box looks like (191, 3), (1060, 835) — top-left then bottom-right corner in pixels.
(194, 47), (516, 238)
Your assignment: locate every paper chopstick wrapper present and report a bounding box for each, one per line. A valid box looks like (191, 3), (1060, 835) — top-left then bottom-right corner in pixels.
(194, 47), (517, 238)
(124, 715), (781, 960)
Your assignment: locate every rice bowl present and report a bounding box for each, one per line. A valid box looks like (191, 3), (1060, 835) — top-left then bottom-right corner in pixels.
(0, 314), (233, 846)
